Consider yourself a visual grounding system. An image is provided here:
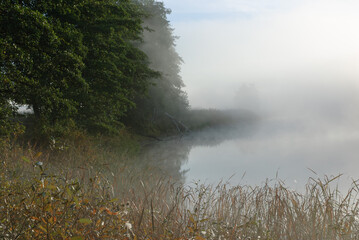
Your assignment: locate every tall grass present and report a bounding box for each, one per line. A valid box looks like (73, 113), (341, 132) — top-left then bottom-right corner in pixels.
(1, 138), (359, 239)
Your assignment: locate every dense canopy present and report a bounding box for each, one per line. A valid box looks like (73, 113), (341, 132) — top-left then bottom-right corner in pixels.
(0, 0), (188, 138)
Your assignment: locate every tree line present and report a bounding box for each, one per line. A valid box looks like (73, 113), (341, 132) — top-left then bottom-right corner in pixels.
(0, 0), (188, 139)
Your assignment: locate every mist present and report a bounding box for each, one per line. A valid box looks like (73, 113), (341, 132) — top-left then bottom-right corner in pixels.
(168, 0), (359, 121)
(140, 0), (359, 188)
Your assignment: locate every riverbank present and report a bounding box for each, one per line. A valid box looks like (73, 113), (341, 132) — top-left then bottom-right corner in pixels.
(1, 137), (359, 239)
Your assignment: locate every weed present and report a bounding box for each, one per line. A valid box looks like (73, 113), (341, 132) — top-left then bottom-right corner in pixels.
(1, 139), (359, 239)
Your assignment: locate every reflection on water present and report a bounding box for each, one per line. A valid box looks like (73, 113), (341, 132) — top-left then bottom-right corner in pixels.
(54, 109), (359, 194)
(134, 111), (359, 191)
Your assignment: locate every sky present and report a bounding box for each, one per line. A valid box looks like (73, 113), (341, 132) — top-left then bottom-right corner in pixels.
(162, 0), (359, 112)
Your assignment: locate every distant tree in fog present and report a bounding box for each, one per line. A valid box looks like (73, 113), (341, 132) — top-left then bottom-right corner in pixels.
(126, 0), (189, 133)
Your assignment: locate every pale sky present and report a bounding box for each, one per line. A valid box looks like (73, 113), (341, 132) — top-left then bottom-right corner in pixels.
(162, 0), (359, 111)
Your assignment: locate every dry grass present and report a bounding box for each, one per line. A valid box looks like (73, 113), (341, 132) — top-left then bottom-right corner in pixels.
(1, 139), (359, 239)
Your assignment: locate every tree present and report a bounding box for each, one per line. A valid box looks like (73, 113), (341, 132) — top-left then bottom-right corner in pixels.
(126, 0), (189, 133)
(0, 0), (87, 137)
(76, 0), (159, 134)
(0, 0), (158, 136)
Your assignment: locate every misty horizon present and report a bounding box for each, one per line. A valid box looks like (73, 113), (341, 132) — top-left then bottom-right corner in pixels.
(164, 0), (359, 117)
(140, 0), (359, 189)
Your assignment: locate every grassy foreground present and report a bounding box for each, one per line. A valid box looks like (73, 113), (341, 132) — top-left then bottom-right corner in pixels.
(1, 139), (359, 239)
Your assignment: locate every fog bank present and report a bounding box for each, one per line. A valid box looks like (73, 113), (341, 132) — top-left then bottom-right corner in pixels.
(169, 0), (359, 122)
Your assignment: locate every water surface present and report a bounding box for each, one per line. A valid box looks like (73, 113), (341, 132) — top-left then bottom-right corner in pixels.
(137, 111), (359, 191)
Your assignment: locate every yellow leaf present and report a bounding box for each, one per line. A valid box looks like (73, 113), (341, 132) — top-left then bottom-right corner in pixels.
(38, 224), (47, 233)
(34, 152), (43, 159)
(96, 219), (102, 226)
(189, 214), (195, 224)
(195, 236), (206, 240)
(45, 204), (52, 212)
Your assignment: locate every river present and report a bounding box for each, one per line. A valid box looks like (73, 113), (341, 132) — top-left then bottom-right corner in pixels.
(135, 110), (359, 192)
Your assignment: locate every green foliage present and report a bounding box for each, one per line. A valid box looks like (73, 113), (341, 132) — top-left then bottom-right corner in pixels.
(125, 0), (189, 134)
(0, 101), (14, 134)
(0, 0), (159, 138)
(0, 0), (87, 137)
(76, 0), (159, 134)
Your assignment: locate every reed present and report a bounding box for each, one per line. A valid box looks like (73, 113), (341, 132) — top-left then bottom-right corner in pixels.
(1, 139), (359, 239)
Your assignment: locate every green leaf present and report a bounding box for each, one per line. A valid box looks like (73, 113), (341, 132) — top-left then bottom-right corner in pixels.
(109, 198), (119, 203)
(66, 187), (72, 198)
(46, 185), (57, 190)
(22, 156), (31, 163)
(38, 224), (47, 233)
(78, 218), (92, 225)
